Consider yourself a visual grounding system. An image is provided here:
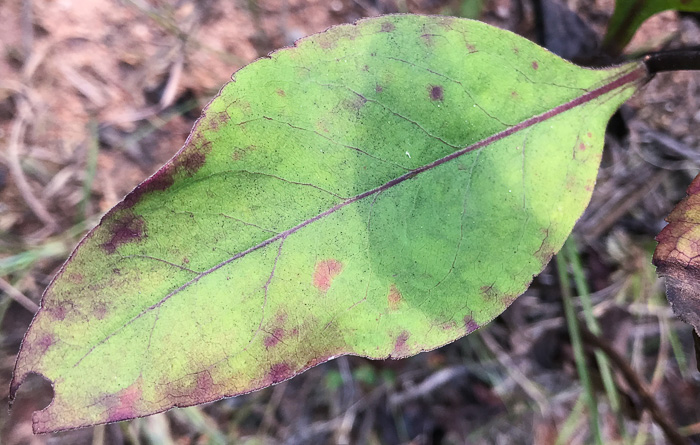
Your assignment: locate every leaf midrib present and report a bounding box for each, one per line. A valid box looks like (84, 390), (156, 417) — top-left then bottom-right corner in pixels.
(74, 64), (646, 367)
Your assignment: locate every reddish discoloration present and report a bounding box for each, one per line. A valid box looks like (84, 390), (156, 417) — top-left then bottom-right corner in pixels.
(175, 150), (206, 176)
(48, 306), (67, 321)
(102, 213), (146, 254)
(276, 89), (286, 96)
(119, 164), (176, 209)
(107, 381), (142, 423)
(687, 174), (700, 195)
(191, 372), (216, 401)
(207, 111), (230, 132)
(381, 21), (395, 32)
(375, 84), (383, 93)
(587, 132), (592, 138)
(464, 315), (479, 333)
(94, 302), (108, 320)
(532, 61), (539, 70)
(348, 95), (367, 110)
(579, 143), (586, 151)
(313, 259), (343, 291)
(232, 144), (257, 161)
(467, 43), (477, 52)
(118, 142), (211, 209)
(392, 331), (410, 357)
(388, 284), (402, 310)
(269, 363), (292, 384)
(429, 85), (444, 101)
(264, 327), (285, 348)
(511, 91), (518, 98)
(37, 334), (54, 353)
(68, 272), (83, 283)
(481, 284), (498, 299)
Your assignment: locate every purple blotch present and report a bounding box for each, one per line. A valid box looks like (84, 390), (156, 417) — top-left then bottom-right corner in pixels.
(264, 328), (285, 348)
(269, 363), (292, 383)
(176, 151), (206, 175)
(429, 85), (444, 101)
(102, 214), (146, 254)
(464, 315), (480, 333)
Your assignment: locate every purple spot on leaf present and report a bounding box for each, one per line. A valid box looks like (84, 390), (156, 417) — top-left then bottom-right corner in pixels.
(269, 363), (292, 383)
(101, 213), (146, 254)
(464, 315), (479, 333)
(264, 328), (285, 348)
(391, 330), (410, 357)
(429, 85), (444, 101)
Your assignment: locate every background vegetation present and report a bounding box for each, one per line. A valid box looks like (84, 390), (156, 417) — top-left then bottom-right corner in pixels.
(1, 0), (698, 443)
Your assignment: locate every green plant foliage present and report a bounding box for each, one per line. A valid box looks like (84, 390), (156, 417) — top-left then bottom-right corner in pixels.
(603, 0), (700, 54)
(11, 14), (647, 433)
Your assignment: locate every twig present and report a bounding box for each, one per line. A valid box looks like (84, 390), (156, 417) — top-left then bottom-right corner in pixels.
(579, 325), (690, 445)
(0, 276), (39, 313)
(644, 49), (700, 74)
(7, 99), (58, 232)
(480, 330), (552, 417)
(388, 365), (469, 408)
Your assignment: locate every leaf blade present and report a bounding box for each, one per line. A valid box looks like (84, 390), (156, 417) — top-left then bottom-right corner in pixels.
(11, 15), (646, 432)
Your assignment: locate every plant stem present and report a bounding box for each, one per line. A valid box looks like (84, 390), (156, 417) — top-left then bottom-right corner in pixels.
(643, 49), (700, 74)
(556, 252), (602, 445)
(564, 238), (626, 442)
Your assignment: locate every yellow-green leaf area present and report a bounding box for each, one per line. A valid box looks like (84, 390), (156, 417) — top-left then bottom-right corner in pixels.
(12, 14), (646, 433)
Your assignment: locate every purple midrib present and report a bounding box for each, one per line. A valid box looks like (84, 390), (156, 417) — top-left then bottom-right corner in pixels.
(66, 64), (646, 369)
(171, 65), (646, 295)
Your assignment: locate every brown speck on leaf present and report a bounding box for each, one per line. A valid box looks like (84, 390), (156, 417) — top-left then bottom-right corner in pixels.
(429, 85), (443, 101)
(68, 273), (83, 283)
(276, 89), (286, 96)
(381, 22), (395, 32)
(313, 259), (343, 291)
(587, 132), (592, 138)
(375, 84), (383, 93)
(532, 61), (539, 70)
(388, 284), (402, 310)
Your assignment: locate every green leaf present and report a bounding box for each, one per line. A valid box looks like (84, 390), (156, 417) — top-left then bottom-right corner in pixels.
(11, 14), (646, 433)
(603, 0), (700, 55)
